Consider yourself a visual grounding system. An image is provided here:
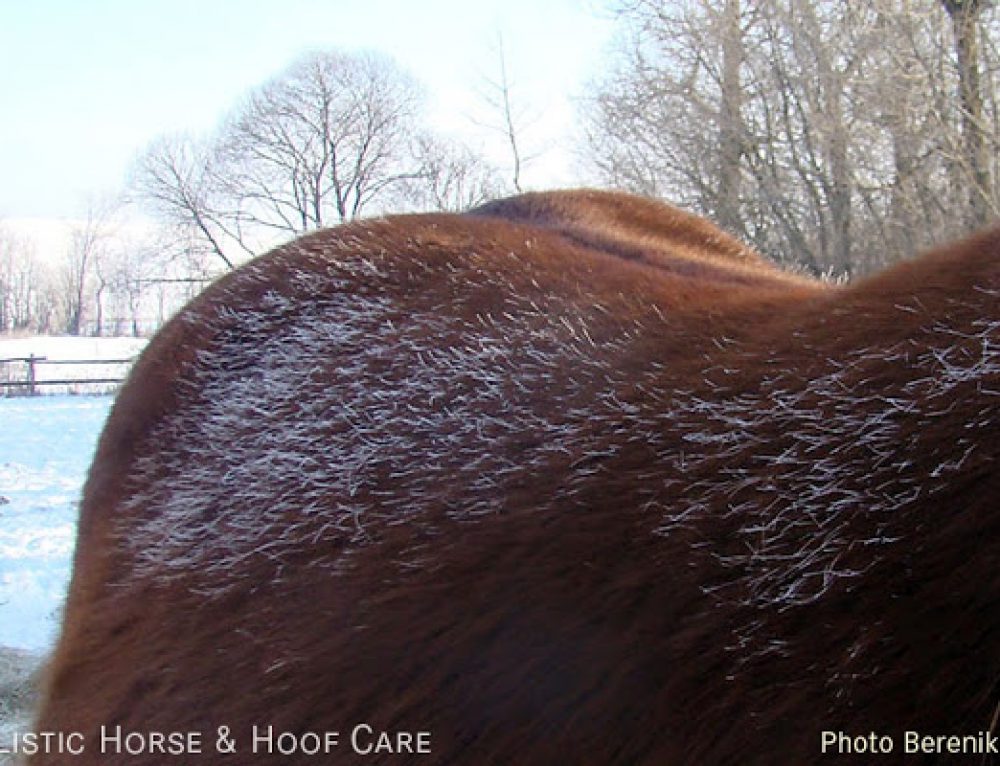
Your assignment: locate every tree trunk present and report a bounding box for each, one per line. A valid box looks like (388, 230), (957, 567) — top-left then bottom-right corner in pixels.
(942, 0), (992, 227)
(826, 74), (853, 276)
(716, 0), (746, 238)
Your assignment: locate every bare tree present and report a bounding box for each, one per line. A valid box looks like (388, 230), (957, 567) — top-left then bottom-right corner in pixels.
(133, 51), (440, 268)
(475, 32), (540, 194)
(584, 0), (1000, 276)
(717, 0), (748, 238)
(0, 226), (46, 333)
(117, 240), (158, 337)
(214, 51), (425, 233)
(60, 200), (122, 335)
(942, 0), (995, 226)
(132, 134), (239, 270)
(62, 214), (99, 335)
(93, 254), (112, 337)
(583, 2), (763, 238)
(91, 235), (161, 337)
(401, 135), (508, 212)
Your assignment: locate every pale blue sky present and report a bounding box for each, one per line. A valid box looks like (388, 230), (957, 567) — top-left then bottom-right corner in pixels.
(0, 0), (615, 220)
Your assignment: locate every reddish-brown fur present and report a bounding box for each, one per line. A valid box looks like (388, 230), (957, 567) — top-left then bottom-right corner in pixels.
(31, 190), (999, 764)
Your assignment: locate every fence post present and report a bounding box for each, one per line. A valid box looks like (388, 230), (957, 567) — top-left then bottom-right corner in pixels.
(28, 354), (38, 396)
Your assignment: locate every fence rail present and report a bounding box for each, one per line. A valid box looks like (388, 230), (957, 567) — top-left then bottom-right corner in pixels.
(0, 354), (137, 396)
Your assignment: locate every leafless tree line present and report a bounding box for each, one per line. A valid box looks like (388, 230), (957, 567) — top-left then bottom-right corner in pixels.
(0, 227), (47, 334)
(7, 7), (999, 340)
(0, 206), (206, 338)
(2, 49), (524, 338)
(584, 0), (1000, 276)
(1, 51), (514, 337)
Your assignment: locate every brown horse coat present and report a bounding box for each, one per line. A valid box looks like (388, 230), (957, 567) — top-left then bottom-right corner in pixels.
(30, 190), (999, 764)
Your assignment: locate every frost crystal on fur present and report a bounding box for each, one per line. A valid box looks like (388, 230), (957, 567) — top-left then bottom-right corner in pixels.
(657, 312), (999, 611)
(120, 239), (648, 592)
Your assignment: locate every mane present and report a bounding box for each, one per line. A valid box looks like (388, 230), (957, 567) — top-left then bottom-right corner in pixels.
(470, 188), (811, 288)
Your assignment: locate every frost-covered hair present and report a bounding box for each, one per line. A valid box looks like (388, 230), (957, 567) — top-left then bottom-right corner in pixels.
(32, 190), (1000, 766)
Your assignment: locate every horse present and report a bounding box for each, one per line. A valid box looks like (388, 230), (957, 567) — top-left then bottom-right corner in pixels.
(29, 190), (999, 764)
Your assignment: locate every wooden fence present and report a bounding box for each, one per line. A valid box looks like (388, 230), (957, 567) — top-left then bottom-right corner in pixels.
(0, 354), (136, 396)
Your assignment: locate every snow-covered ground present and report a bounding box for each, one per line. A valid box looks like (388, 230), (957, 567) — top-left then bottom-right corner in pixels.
(0, 337), (150, 755)
(0, 394), (115, 652)
(0, 336), (147, 655)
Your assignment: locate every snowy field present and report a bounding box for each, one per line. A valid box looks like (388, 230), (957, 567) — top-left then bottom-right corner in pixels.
(0, 394), (114, 760)
(0, 395), (115, 652)
(0, 336), (147, 655)
(0, 338), (148, 756)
